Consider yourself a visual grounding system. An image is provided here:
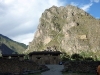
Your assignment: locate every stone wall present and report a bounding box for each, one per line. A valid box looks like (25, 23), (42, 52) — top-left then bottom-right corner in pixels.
(30, 54), (60, 65)
(0, 59), (39, 74)
(64, 60), (99, 73)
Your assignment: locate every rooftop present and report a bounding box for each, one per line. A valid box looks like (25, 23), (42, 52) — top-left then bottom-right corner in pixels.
(2, 54), (25, 57)
(29, 50), (62, 56)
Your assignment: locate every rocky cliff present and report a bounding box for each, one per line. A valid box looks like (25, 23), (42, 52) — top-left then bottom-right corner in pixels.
(26, 5), (100, 56)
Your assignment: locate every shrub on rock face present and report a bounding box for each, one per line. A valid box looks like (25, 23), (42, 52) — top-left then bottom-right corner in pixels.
(71, 53), (83, 60)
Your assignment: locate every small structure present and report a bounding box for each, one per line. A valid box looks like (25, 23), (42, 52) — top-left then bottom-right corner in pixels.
(19, 54), (25, 61)
(29, 50), (62, 65)
(2, 54), (25, 61)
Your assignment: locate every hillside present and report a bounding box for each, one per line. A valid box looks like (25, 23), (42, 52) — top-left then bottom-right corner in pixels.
(0, 34), (27, 54)
(0, 43), (14, 54)
(26, 5), (100, 57)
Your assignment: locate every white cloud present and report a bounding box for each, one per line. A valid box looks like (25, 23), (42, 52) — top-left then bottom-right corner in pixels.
(80, 3), (93, 11)
(4, 0), (14, 4)
(70, 2), (78, 6)
(94, 0), (100, 3)
(90, 0), (100, 3)
(11, 33), (34, 45)
(70, 1), (93, 12)
(0, 0), (64, 45)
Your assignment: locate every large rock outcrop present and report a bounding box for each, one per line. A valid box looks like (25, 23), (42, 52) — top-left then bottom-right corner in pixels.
(26, 5), (100, 56)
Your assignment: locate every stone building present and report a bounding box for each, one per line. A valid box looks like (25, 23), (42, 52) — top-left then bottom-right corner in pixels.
(29, 51), (62, 65)
(2, 54), (25, 61)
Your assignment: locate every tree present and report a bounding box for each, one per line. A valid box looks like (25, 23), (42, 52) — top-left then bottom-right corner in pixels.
(61, 53), (70, 61)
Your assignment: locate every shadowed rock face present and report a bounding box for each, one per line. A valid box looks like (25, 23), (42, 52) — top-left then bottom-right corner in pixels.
(26, 5), (100, 56)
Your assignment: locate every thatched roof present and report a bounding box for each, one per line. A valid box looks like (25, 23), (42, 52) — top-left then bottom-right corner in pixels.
(29, 51), (62, 56)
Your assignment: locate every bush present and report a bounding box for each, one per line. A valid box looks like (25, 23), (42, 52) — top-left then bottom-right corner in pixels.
(71, 53), (83, 60)
(61, 53), (70, 62)
(84, 57), (94, 61)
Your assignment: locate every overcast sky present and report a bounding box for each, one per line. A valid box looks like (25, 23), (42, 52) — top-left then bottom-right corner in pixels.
(0, 0), (100, 45)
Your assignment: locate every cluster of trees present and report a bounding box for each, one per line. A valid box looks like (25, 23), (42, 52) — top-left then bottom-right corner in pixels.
(61, 53), (97, 62)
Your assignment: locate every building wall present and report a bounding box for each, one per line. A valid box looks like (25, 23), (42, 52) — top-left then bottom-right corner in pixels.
(2, 56), (24, 61)
(30, 54), (60, 65)
(19, 57), (24, 61)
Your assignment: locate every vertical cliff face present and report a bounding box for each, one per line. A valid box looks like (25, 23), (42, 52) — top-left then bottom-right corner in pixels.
(26, 5), (100, 55)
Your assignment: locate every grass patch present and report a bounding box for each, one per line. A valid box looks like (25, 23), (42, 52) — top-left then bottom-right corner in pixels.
(63, 72), (95, 75)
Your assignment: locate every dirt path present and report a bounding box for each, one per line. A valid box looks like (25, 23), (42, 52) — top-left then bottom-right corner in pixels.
(41, 65), (64, 75)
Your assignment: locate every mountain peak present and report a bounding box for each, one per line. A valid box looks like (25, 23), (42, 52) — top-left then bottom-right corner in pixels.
(26, 5), (100, 57)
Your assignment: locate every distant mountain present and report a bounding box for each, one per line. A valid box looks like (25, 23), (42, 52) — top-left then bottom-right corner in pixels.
(26, 5), (100, 57)
(0, 34), (27, 54)
(0, 43), (14, 54)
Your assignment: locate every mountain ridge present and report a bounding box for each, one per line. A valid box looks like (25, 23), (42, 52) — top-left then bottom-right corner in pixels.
(0, 43), (14, 54)
(0, 34), (27, 54)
